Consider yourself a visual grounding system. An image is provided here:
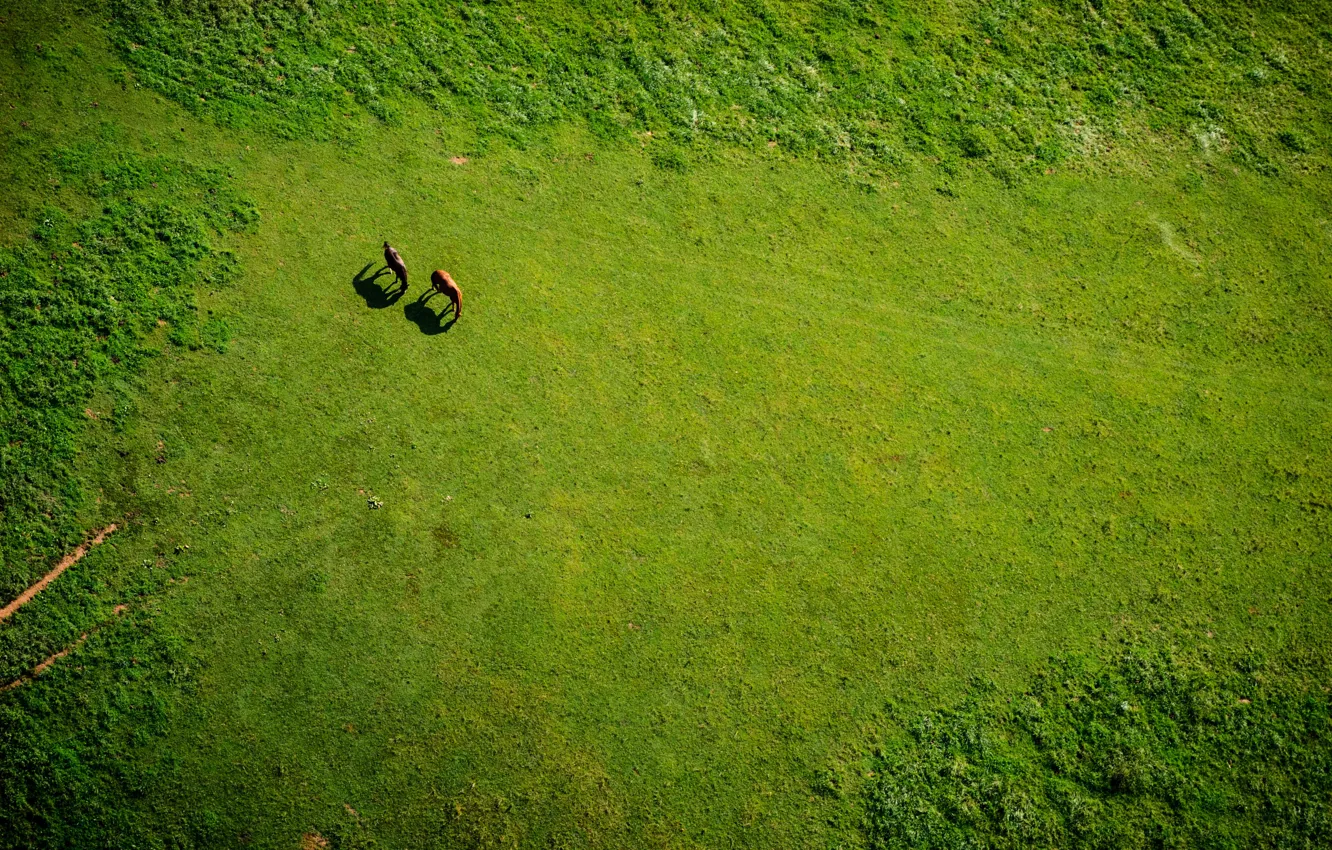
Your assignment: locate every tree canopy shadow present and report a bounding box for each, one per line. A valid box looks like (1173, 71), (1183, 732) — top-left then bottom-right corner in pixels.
(352, 262), (403, 308)
(404, 291), (457, 336)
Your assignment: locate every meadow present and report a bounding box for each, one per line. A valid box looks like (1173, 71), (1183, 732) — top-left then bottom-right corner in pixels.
(1, 1), (1331, 848)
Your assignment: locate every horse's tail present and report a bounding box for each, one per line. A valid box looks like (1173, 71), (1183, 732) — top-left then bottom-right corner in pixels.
(453, 287), (462, 318)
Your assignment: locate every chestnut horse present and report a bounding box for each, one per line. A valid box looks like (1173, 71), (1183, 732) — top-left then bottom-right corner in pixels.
(383, 241), (408, 292)
(430, 270), (462, 319)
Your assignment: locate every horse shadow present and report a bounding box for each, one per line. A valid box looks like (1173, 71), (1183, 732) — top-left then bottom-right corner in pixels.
(403, 290), (457, 336)
(352, 262), (405, 309)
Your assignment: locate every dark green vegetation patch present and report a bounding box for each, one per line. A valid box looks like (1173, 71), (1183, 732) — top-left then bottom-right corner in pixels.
(866, 646), (1332, 849)
(111, 0), (1332, 176)
(0, 601), (207, 848)
(0, 138), (254, 596)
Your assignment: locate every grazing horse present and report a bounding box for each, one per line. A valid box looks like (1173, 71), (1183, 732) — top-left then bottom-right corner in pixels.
(383, 242), (408, 292)
(430, 269), (462, 319)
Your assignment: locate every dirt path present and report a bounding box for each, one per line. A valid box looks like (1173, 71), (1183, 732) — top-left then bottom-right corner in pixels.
(0, 632), (91, 693)
(1, 604), (136, 693)
(0, 524), (117, 624)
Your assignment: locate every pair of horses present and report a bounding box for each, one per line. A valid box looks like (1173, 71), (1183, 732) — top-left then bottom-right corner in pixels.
(383, 242), (462, 319)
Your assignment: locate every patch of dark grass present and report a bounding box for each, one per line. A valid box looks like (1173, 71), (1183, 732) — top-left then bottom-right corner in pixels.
(432, 522), (459, 550)
(650, 143), (689, 173)
(0, 145), (253, 597)
(1278, 129), (1311, 154)
(0, 611), (210, 848)
(864, 644), (1332, 849)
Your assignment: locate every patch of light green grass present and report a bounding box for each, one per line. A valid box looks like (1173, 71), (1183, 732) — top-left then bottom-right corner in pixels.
(69, 126), (1326, 846)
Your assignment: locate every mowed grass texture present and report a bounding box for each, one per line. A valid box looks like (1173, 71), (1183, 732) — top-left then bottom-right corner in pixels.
(2, 3), (1332, 849)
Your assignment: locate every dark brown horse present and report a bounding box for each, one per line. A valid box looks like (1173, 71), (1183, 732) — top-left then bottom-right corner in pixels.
(430, 269), (462, 319)
(383, 241), (408, 292)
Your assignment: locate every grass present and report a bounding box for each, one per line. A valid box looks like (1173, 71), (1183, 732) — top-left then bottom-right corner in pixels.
(2, 1), (1331, 847)
(109, 0), (1332, 180)
(0, 137), (252, 598)
(866, 647), (1332, 848)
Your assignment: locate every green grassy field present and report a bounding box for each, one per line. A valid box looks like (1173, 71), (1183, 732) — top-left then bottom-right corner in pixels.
(2, 1), (1331, 848)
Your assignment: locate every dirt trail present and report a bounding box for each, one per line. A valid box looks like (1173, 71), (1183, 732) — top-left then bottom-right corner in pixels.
(0, 633), (91, 693)
(0, 524), (117, 623)
(0, 600), (137, 693)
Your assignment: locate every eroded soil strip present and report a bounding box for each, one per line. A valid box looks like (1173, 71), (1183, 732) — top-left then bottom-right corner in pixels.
(0, 633), (91, 693)
(0, 524), (118, 623)
(0, 604), (135, 693)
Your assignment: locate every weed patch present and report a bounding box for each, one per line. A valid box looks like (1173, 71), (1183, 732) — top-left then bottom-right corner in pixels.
(0, 612), (205, 848)
(865, 645), (1332, 849)
(109, 0), (1332, 177)
(0, 144), (252, 596)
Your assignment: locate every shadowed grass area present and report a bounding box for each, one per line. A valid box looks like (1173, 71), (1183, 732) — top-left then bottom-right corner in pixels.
(1, 2), (1330, 848)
